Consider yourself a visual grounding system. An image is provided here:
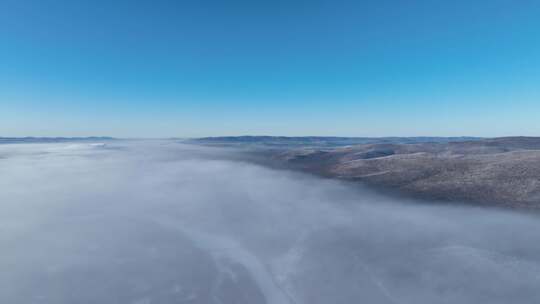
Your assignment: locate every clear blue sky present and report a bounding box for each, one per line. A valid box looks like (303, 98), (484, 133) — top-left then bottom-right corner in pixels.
(1, 0), (540, 137)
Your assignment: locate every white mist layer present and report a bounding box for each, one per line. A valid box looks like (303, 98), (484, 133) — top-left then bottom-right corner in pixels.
(0, 141), (539, 304)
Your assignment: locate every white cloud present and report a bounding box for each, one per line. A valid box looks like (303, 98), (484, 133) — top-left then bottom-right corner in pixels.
(0, 141), (539, 304)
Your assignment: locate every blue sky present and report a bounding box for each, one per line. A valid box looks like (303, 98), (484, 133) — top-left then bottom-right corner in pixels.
(1, 0), (540, 137)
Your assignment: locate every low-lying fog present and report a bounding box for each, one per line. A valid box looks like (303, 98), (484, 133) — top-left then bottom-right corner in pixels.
(1, 141), (539, 304)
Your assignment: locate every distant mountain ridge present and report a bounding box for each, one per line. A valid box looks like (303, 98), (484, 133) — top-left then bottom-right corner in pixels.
(191, 136), (483, 147)
(192, 136), (540, 210)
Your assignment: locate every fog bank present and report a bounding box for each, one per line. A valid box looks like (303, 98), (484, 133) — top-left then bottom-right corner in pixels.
(1, 141), (539, 304)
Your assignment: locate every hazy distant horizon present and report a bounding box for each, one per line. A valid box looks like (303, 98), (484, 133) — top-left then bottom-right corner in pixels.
(5, 134), (539, 140)
(0, 131), (538, 139)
